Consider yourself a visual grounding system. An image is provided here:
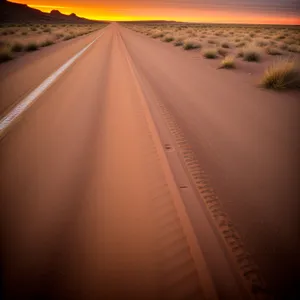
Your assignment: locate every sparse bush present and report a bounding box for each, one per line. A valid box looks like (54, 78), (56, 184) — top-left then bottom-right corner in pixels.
(55, 33), (64, 39)
(174, 38), (184, 46)
(183, 39), (201, 50)
(207, 39), (216, 44)
(221, 42), (230, 48)
(63, 35), (75, 41)
(11, 42), (24, 52)
(255, 39), (268, 47)
(217, 48), (228, 56)
(219, 55), (236, 69)
(151, 31), (164, 38)
(266, 47), (282, 56)
(287, 44), (300, 53)
(163, 34), (174, 42)
(279, 43), (288, 50)
(0, 46), (13, 63)
(284, 38), (295, 45)
(236, 41), (246, 48)
(260, 58), (300, 90)
(40, 39), (54, 47)
(21, 31), (28, 35)
(203, 48), (218, 59)
(25, 42), (39, 51)
(241, 45), (261, 62)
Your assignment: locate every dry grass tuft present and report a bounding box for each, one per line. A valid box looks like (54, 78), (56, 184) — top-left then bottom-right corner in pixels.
(174, 37), (184, 46)
(236, 41), (246, 48)
(163, 34), (174, 42)
(255, 39), (268, 47)
(203, 48), (218, 59)
(40, 39), (54, 47)
(219, 55), (236, 69)
(11, 42), (24, 52)
(217, 48), (228, 57)
(151, 31), (164, 38)
(183, 39), (201, 50)
(0, 46), (13, 62)
(287, 44), (300, 53)
(25, 42), (39, 51)
(240, 45), (262, 62)
(260, 58), (300, 90)
(221, 41), (230, 48)
(266, 46), (282, 56)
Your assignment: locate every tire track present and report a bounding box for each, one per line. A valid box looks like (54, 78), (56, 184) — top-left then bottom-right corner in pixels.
(149, 98), (272, 300)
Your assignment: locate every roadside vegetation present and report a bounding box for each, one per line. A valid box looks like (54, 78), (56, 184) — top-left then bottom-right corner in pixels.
(219, 55), (236, 69)
(260, 58), (300, 90)
(125, 23), (300, 92)
(0, 23), (106, 63)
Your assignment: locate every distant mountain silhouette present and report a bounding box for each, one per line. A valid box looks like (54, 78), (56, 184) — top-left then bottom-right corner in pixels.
(0, 0), (107, 24)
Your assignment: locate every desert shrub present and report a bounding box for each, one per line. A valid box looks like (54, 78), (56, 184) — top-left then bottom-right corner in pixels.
(151, 31), (164, 38)
(236, 41), (246, 48)
(55, 33), (64, 39)
(11, 42), (24, 52)
(21, 31), (28, 35)
(260, 58), (300, 89)
(241, 45), (261, 62)
(284, 38), (295, 45)
(279, 43), (288, 50)
(174, 38), (184, 46)
(219, 55), (236, 69)
(163, 34), (174, 42)
(287, 44), (300, 53)
(63, 35), (75, 41)
(203, 48), (218, 59)
(0, 46), (13, 62)
(40, 39), (54, 47)
(255, 39), (268, 47)
(25, 42), (39, 51)
(221, 42), (230, 48)
(217, 48), (228, 56)
(183, 39), (201, 50)
(266, 47), (282, 55)
(207, 39), (216, 44)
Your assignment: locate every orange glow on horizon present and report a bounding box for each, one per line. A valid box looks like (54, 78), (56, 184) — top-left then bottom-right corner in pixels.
(12, 1), (300, 25)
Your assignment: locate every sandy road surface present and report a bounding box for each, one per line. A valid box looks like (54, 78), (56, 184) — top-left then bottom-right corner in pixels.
(0, 24), (220, 300)
(0, 23), (299, 299)
(119, 26), (300, 299)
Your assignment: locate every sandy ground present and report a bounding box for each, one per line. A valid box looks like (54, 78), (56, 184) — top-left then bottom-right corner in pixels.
(0, 23), (299, 299)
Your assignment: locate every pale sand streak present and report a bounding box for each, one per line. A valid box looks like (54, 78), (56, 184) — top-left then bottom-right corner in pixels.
(0, 32), (104, 137)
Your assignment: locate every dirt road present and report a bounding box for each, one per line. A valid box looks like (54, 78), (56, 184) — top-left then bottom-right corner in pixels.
(0, 23), (299, 299)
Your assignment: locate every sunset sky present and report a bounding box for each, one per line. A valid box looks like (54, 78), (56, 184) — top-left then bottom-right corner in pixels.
(12, 0), (300, 24)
